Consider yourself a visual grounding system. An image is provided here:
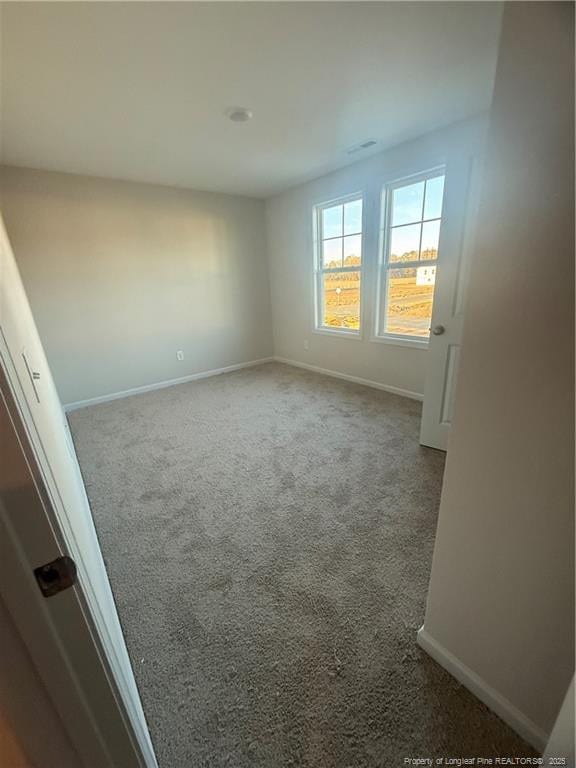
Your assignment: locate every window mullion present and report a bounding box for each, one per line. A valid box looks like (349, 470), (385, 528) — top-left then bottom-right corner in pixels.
(421, 178), (428, 222)
(417, 220), (424, 262)
(322, 265), (362, 275)
(386, 260), (422, 271)
(323, 234), (357, 243)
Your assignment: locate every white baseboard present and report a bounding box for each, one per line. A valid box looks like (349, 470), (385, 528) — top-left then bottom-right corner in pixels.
(64, 357), (275, 412)
(64, 355), (422, 412)
(273, 356), (423, 401)
(417, 626), (548, 752)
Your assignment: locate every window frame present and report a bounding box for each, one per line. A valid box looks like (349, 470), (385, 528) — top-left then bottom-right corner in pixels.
(374, 167), (446, 347)
(313, 192), (364, 338)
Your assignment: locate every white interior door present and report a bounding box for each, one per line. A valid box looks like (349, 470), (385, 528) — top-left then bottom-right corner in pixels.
(0, 214), (157, 767)
(420, 154), (482, 450)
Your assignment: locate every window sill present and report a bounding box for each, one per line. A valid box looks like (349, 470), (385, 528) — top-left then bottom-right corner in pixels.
(313, 327), (363, 341)
(370, 334), (429, 350)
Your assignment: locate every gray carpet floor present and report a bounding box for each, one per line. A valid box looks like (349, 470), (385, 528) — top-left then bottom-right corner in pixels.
(68, 362), (535, 767)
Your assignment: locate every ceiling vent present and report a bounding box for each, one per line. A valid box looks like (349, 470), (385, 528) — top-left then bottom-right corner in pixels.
(225, 107), (253, 123)
(346, 139), (378, 155)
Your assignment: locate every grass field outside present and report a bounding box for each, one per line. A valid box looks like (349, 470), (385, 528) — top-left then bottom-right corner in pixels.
(323, 273), (434, 336)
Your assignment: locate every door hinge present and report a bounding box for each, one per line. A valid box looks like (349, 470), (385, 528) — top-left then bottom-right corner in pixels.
(34, 556), (77, 598)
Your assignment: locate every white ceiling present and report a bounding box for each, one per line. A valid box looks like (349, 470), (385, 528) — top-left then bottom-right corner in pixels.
(0, 2), (503, 198)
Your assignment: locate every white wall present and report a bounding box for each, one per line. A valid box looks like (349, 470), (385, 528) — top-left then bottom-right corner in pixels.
(265, 117), (487, 397)
(0, 167), (273, 405)
(420, 1), (574, 750)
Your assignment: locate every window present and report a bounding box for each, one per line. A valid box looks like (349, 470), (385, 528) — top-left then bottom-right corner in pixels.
(314, 195), (363, 333)
(377, 171), (445, 341)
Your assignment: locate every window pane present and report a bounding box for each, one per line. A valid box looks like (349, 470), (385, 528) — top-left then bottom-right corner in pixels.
(424, 175), (445, 220)
(343, 234), (362, 266)
(344, 199), (362, 235)
(389, 223), (421, 263)
(385, 267), (434, 338)
(322, 205), (342, 239)
(391, 181), (424, 226)
(322, 271), (360, 330)
(420, 220), (441, 261)
(322, 237), (342, 268)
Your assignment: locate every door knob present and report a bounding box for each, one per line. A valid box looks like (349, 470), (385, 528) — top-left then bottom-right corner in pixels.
(432, 325), (445, 336)
(34, 556), (77, 598)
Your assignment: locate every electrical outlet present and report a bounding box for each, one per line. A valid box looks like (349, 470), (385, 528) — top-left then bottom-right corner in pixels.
(303, 340), (309, 351)
(176, 350), (184, 361)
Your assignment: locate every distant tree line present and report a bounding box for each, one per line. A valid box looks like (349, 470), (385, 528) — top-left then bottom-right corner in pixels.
(390, 248), (437, 263)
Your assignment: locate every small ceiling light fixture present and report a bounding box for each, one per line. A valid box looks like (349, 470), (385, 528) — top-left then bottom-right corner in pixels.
(346, 139), (378, 155)
(226, 107), (253, 123)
